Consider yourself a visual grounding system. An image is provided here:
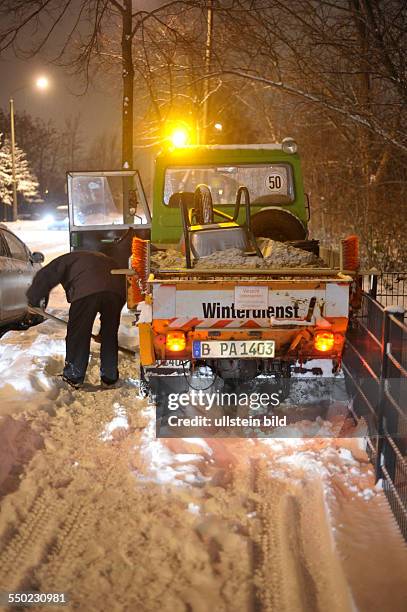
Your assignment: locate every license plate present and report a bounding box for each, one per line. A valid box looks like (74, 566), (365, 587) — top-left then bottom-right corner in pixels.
(193, 340), (275, 358)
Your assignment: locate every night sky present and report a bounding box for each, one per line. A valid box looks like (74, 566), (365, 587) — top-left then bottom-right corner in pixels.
(0, 0), (162, 139)
(0, 51), (119, 138)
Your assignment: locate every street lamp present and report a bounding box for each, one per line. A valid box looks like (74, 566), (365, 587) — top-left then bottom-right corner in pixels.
(35, 76), (49, 90)
(9, 75), (50, 221)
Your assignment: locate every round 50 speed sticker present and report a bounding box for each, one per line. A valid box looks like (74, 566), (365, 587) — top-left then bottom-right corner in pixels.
(265, 170), (287, 193)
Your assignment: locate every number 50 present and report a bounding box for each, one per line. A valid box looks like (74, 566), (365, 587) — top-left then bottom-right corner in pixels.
(268, 175), (282, 189)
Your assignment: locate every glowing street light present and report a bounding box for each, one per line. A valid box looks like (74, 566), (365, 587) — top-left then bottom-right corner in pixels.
(35, 75), (50, 90)
(214, 122), (223, 131)
(9, 75), (51, 220)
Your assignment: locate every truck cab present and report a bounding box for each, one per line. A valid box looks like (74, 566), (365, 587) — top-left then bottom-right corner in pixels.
(152, 139), (309, 246)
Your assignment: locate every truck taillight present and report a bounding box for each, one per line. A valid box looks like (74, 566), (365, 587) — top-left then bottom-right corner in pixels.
(166, 331), (186, 352)
(314, 331), (335, 352)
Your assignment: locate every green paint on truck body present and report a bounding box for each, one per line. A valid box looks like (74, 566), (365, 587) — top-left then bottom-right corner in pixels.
(151, 145), (307, 244)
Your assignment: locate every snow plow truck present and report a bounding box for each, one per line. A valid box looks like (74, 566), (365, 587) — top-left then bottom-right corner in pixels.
(66, 139), (359, 401)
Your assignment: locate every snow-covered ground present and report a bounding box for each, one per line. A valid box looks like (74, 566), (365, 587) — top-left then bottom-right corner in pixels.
(0, 221), (406, 610)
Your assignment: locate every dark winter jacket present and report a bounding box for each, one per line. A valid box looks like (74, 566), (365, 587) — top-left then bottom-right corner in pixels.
(26, 251), (126, 306)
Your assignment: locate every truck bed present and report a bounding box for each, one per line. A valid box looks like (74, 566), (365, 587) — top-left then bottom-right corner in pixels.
(150, 267), (353, 281)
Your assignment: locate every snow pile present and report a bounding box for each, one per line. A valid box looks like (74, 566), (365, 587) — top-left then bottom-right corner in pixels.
(138, 405), (209, 486)
(0, 320), (66, 415)
(1, 220), (406, 611)
(152, 239), (326, 270)
(100, 402), (129, 441)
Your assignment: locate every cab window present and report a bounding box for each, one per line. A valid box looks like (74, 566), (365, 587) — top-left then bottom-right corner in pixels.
(67, 172), (151, 228)
(3, 231), (28, 262)
(164, 163), (295, 206)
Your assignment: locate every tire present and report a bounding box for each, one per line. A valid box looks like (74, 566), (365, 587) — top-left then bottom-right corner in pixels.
(250, 208), (307, 242)
(194, 185), (214, 224)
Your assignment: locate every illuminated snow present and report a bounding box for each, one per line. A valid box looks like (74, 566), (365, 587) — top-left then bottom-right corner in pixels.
(100, 403), (129, 441)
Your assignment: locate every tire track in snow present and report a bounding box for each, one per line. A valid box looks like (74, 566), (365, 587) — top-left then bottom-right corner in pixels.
(252, 461), (354, 612)
(0, 492), (59, 591)
(34, 502), (92, 590)
(289, 478), (354, 612)
(283, 494), (319, 611)
(252, 459), (286, 612)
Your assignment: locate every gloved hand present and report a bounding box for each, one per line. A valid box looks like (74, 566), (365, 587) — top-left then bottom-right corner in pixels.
(28, 297), (46, 309)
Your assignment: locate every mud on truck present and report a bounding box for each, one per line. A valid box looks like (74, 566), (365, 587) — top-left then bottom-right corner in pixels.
(67, 139), (360, 407)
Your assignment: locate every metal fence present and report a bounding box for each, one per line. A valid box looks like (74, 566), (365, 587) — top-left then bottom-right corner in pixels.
(362, 272), (407, 310)
(343, 291), (407, 540)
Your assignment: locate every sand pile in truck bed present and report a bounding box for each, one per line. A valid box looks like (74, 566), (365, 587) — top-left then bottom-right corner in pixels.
(151, 238), (326, 270)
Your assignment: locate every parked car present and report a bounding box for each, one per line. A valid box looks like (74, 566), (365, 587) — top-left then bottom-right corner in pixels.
(0, 224), (45, 329)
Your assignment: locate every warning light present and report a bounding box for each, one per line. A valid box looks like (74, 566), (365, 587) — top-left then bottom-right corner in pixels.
(164, 120), (193, 148)
(171, 128), (189, 148)
(166, 331), (186, 352)
(314, 331), (335, 352)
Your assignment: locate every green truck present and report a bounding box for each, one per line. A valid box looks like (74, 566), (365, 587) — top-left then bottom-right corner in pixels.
(67, 139), (355, 405)
(67, 137), (311, 254)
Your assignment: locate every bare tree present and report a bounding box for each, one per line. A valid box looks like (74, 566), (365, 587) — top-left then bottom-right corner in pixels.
(2, 0), (406, 266)
(84, 129), (120, 169)
(62, 113), (84, 170)
(0, 0), (206, 166)
(206, 0), (407, 153)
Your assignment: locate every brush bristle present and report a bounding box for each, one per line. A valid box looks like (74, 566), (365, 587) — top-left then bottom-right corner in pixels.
(129, 237), (149, 307)
(341, 235), (359, 271)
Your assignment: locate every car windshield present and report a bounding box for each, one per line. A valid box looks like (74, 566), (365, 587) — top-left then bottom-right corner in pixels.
(164, 163), (294, 206)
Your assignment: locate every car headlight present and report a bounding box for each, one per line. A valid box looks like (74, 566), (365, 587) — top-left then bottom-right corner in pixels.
(43, 214), (55, 225)
(282, 137), (298, 154)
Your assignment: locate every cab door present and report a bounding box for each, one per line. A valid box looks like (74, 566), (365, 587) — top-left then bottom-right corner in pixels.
(67, 171), (151, 266)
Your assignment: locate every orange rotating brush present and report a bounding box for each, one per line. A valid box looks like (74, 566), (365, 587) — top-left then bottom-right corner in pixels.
(341, 235), (359, 272)
(129, 237), (150, 307)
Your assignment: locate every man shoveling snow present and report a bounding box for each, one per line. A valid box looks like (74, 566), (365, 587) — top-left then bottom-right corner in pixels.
(26, 251), (125, 389)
